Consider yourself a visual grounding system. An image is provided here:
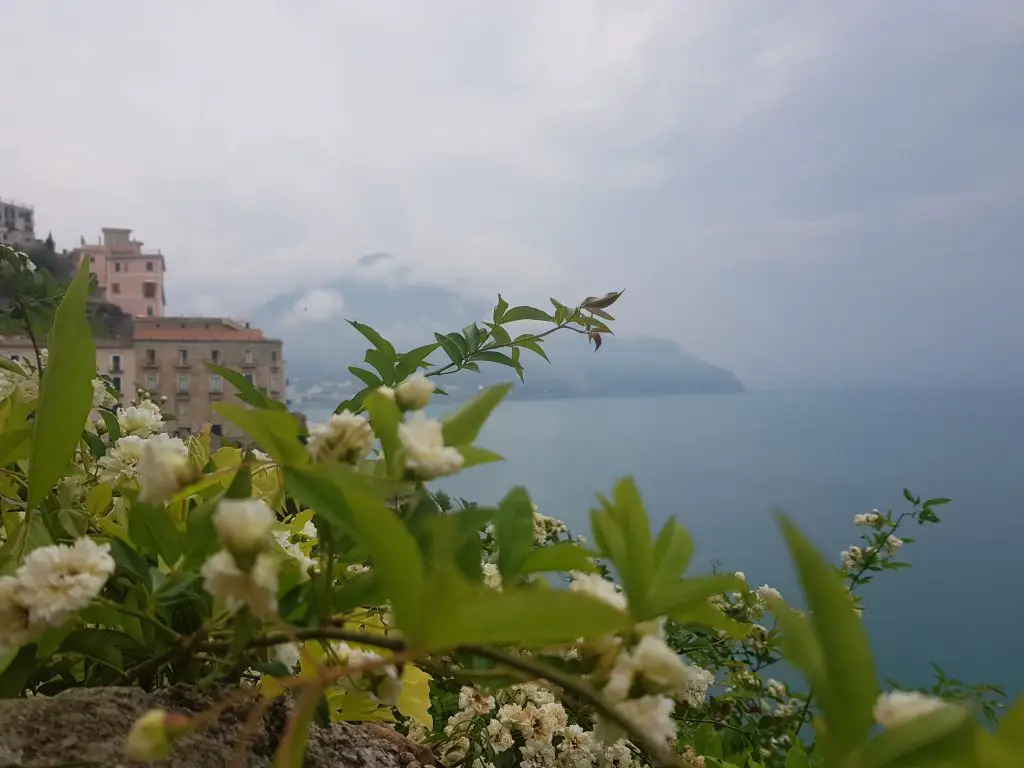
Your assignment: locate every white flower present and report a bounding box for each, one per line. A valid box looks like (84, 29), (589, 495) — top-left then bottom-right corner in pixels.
(520, 738), (557, 768)
(307, 410), (374, 464)
(600, 740), (637, 768)
(200, 549), (279, 619)
(444, 708), (475, 737)
(459, 686), (496, 715)
(273, 642), (301, 671)
(98, 435), (147, 485)
(854, 511), (883, 527)
(92, 379), (118, 410)
(680, 664), (715, 708)
(569, 572), (627, 612)
(594, 694), (676, 747)
(213, 498), (276, 557)
(482, 562), (502, 590)
(885, 535), (904, 555)
(15, 537), (115, 626)
(394, 373), (435, 411)
(0, 576), (34, 650)
(734, 571), (746, 582)
(486, 718), (515, 752)
(841, 545), (864, 570)
(117, 401), (164, 437)
(557, 724), (598, 767)
(440, 737), (470, 766)
(533, 509), (568, 543)
(398, 413), (464, 479)
(137, 433), (194, 505)
(347, 563), (370, 575)
(16, 375), (38, 401)
(272, 530), (316, 576)
(251, 449), (272, 464)
(299, 520), (318, 539)
(765, 678), (786, 698)
(874, 691), (953, 729)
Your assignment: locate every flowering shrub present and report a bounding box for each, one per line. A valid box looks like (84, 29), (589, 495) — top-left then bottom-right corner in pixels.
(1, 243), (1022, 768)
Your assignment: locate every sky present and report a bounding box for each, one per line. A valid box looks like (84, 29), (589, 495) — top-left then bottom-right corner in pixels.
(2, 1), (1023, 389)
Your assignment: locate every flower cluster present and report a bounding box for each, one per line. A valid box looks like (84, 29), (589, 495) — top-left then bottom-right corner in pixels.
(200, 498), (281, 619)
(0, 537), (115, 650)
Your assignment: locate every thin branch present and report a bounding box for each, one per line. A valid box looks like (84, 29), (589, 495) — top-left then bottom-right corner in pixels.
(12, 294), (43, 375)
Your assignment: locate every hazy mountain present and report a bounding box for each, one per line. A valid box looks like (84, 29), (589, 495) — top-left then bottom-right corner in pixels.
(248, 257), (744, 404)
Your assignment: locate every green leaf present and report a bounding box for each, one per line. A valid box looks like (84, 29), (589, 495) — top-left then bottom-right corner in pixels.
(347, 320), (396, 357)
(517, 338), (549, 362)
(364, 348), (396, 385)
(212, 403), (308, 466)
(128, 502), (184, 566)
(995, 693), (1024, 751)
(649, 518), (694, 594)
(364, 389), (402, 476)
(0, 645), (36, 698)
(434, 332), (464, 366)
(493, 294), (509, 324)
(440, 383), (512, 446)
(645, 574), (741, 620)
(785, 742), (810, 768)
(0, 426), (31, 466)
(99, 409), (121, 442)
(59, 628), (129, 673)
(581, 290), (624, 310)
(285, 466), (425, 634)
(501, 305), (554, 324)
(471, 350), (522, 373)
(0, 356), (27, 376)
(778, 514), (878, 758)
(455, 445), (504, 469)
(28, 259), (95, 509)
(348, 366), (382, 388)
(421, 582), (631, 650)
(608, 478), (656, 615)
(206, 363), (283, 410)
(771, 601), (826, 690)
(107, 536), (154, 588)
(494, 487), (536, 581)
(519, 543), (599, 575)
(861, 705), (975, 768)
(463, 323), (482, 352)
(589, 509), (627, 566)
(484, 323), (512, 348)
(394, 343), (439, 381)
(275, 685), (320, 767)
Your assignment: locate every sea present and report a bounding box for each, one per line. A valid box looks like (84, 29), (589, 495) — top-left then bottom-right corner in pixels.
(307, 388), (1024, 699)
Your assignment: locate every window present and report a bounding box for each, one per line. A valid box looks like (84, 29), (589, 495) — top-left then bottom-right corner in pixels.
(177, 374), (189, 393)
(210, 373), (222, 393)
(211, 424), (222, 436)
(111, 354), (122, 371)
(244, 373), (254, 384)
(270, 374), (278, 389)
(111, 376), (122, 393)
(146, 261), (153, 271)
(145, 348), (155, 364)
(111, 282), (121, 294)
(244, 349), (254, 365)
(145, 373), (157, 390)
(115, 262), (121, 272)
(143, 282), (157, 299)
(271, 350), (278, 362)
(178, 349), (188, 365)
(211, 349), (220, 363)
(177, 400), (189, 417)
(146, 305), (154, 316)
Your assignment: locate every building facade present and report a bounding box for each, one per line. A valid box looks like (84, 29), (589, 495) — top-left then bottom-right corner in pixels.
(132, 317), (285, 439)
(0, 337), (137, 399)
(71, 228), (167, 318)
(1, 198), (37, 248)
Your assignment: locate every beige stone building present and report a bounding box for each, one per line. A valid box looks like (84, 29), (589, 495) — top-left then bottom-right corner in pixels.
(0, 336), (137, 398)
(132, 317), (285, 439)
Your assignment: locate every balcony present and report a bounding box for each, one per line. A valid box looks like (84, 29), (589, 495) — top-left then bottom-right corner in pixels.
(240, 359), (257, 369)
(141, 358), (159, 369)
(174, 360), (192, 370)
(108, 363), (124, 374)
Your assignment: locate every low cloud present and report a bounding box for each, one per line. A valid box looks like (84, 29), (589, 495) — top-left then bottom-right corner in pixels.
(281, 289), (346, 327)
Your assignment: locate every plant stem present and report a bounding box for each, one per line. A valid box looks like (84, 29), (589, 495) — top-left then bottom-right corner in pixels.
(12, 294), (43, 374)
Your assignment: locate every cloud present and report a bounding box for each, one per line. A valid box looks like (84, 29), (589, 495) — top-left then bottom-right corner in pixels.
(2, 0), (1023, 387)
(281, 289), (346, 327)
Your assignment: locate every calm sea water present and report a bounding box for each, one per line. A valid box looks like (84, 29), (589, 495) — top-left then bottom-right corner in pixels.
(310, 389), (1024, 697)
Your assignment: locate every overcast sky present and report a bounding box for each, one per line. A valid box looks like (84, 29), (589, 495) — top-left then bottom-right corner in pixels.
(3, 1), (1022, 388)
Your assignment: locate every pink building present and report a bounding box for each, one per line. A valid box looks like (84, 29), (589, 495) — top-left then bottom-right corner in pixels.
(72, 228), (166, 317)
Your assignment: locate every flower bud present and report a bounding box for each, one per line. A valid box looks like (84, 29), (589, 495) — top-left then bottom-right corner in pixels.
(124, 709), (190, 762)
(213, 498), (275, 560)
(394, 373), (434, 411)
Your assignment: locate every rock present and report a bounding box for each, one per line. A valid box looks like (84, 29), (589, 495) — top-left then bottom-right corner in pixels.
(0, 685), (440, 767)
